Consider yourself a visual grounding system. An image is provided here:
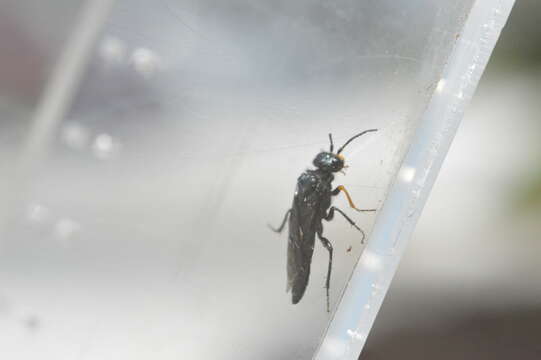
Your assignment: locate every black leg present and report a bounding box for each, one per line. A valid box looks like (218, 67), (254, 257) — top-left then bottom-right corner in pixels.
(317, 230), (333, 313)
(268, 209), (291, 233)
(325, 206), (367, 244)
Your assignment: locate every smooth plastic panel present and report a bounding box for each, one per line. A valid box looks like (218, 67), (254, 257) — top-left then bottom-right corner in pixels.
(316, 0), (515, 359)
(0, 1), (513, 359)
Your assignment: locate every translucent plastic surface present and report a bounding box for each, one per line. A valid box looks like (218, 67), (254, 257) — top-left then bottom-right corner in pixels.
(0, 1), (512, 359)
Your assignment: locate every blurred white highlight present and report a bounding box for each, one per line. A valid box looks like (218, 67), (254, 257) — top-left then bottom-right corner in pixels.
(27, 203), (50, 224)
(61, 122), (89, 150)
(54, 218), (81, 240)
(99, 36), (126, 64)
(360, 250), (383, 271)
(322, 337), (348, 357)
(436, 78), (446, 92)
(399, 165), (416, 183)
(131, 47), (162, 77)
(346, 329), (366, 341)
(92, 133), (120, 159)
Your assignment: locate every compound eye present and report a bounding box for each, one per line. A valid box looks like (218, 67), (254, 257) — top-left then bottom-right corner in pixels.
(332, 158), (342, 170)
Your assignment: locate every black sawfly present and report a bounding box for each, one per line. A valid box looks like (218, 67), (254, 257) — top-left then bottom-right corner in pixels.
(270, 129), (378, 312)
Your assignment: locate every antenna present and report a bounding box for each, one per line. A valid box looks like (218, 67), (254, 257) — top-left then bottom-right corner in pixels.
(337, 129), (378, 154)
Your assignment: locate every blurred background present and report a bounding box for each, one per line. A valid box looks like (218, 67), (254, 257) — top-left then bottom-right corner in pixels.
(362, 1), (541, 359)
(0, 0), (537, 359)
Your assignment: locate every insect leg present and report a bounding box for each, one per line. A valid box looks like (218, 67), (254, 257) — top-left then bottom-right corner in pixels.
(325, 206), (366, 244)
(317, 230), (333, 313)
(268, 209), (292, 233)
(332, 185), (377, 212)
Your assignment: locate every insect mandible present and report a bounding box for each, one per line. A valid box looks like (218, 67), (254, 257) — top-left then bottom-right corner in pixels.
(270, 129), (378, 312)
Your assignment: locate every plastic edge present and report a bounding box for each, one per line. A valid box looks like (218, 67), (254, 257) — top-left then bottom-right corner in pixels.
(314, 0), (516, 359)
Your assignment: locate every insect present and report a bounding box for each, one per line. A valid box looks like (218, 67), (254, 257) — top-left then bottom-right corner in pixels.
(270, 129), (378, 312)
(346, 245), (352, 253)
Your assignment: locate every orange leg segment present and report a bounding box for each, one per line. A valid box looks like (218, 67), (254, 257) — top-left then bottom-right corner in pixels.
(334, 185), (376, 212)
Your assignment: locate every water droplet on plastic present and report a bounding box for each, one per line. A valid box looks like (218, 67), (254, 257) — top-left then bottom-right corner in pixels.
(27, 203), (50, 224)
(23, 315), (40, 332)
(61, 122), (89, 150)
(99, 36), (126, 64)
(131, 47), (162, 77)
(347, 329), (366, 341)
(54, 218), (81, 240)
(92, 133), (120, 159)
